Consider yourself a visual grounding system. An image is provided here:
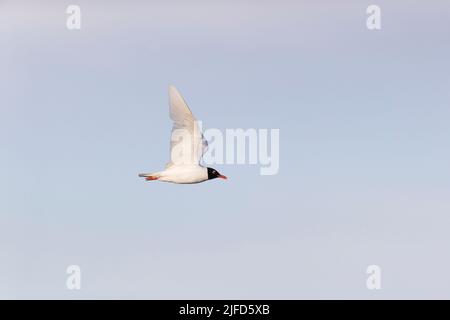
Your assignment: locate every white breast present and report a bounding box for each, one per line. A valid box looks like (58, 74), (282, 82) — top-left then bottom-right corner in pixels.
(158, 165), (208, 184)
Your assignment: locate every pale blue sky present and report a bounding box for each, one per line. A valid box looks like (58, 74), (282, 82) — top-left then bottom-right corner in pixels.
(1, 0), (450, 298)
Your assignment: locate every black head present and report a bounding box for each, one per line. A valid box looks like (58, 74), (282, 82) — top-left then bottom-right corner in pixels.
(207, 167), (227, 180)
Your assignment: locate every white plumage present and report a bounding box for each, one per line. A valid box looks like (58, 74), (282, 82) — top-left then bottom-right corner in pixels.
(138, 86), (227, 184)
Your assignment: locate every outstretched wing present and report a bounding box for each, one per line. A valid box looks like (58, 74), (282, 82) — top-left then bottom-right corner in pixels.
(167, 86), (207, 167)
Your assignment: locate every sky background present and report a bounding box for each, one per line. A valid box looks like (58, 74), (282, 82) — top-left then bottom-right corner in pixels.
(1, 0), (450, 299)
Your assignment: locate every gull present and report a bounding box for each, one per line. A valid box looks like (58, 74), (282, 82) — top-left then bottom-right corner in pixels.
(138, 86), (227, 184)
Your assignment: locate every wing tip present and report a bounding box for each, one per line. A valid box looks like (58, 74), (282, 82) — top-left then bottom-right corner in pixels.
(168, 84), (177, 94)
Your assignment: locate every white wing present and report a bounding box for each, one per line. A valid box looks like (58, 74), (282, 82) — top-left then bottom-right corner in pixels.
(166, 86), (207, 167)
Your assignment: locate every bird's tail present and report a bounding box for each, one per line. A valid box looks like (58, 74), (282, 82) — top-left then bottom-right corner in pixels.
(138, 172), (161, 181)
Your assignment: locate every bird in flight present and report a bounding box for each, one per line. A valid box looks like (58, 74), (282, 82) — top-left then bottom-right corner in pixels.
(138, 86), (227, 184)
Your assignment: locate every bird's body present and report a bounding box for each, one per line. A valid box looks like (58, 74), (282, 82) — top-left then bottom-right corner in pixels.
(139, 165), (208, 184)
(139, 86), (227, 184)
